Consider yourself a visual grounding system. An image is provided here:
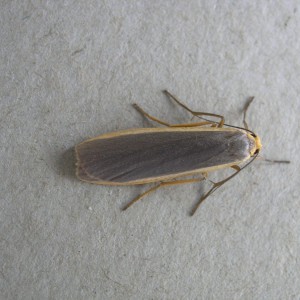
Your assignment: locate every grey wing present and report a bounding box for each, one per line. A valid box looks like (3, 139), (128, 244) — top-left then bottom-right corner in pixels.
(75, 130), (251, 183)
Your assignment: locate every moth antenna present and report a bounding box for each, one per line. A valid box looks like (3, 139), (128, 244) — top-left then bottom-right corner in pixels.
(243, 96), (255, 130)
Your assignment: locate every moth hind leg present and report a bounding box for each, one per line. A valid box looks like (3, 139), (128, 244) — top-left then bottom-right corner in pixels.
(133, 103), (215, 128)
(122, 177), (205, 211)
(163, 90), (225, 128)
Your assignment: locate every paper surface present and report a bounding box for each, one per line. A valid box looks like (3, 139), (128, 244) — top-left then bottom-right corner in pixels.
(1, 1), (299, 299)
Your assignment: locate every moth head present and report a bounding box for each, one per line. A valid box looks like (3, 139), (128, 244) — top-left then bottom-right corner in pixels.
(248, 132), (262, 156)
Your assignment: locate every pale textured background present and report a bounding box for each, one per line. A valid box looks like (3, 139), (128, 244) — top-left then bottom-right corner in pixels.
(1, 1), (299, 299)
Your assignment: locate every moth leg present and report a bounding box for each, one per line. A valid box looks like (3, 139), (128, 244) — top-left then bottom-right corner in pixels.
(133, 103), (214, 128)
(133, 103), (171, 126)
(163, 90), (225, 128)
(231, 165), (241, 172)
(123, 177), (205, 211)
(171, 120), (215, 127)
(190, 165), (241, 216)
(201, 172), (209, 179)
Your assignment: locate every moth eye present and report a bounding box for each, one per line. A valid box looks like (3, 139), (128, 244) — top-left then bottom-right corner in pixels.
(251, 133), (257, 138)
(254, 149), (259, 155)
